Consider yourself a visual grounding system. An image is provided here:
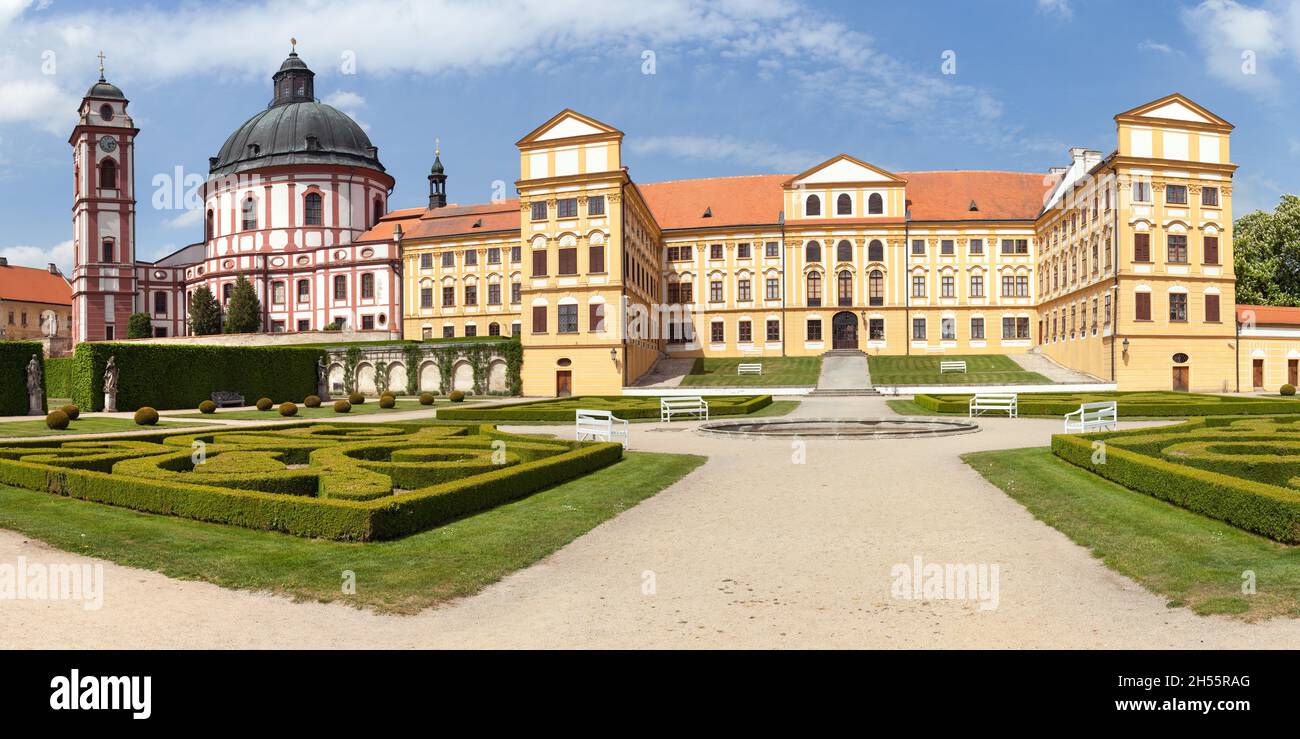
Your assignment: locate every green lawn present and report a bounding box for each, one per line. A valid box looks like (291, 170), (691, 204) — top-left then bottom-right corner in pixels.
(679, 356), (821, 387)
(438, 394), (772, 421)
(965, 447), (1300, 619)
(489, 399), (801, 425)
(869, 354), (1051, 385)
(0, 416), (214, 438)
(914, 390), (1300, 417)
(0, 451), (704, 613)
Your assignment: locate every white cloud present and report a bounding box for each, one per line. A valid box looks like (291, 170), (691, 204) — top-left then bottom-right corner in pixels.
(0, 239), (73, 274)
(629, 135), (822, 171)
(323, 90), (369, 131)
(1182, 0), (1285, 93)
(0, 78), (78, 133)
(163, 207), (202, 229)
(1037, 0), (1073, 20)
(1138, 39), (1176, 54)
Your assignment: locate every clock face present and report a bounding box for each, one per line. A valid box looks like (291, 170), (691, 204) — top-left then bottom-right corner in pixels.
(98, 137), (117, 153)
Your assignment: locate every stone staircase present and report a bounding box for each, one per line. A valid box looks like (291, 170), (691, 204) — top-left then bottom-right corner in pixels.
(810, 349), (879, 396)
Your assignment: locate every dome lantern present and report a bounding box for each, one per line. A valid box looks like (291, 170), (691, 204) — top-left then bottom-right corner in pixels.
(271, 39), (315, 107)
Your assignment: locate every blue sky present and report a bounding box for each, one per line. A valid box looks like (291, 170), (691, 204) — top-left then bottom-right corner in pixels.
(2, 0), (1298, 273)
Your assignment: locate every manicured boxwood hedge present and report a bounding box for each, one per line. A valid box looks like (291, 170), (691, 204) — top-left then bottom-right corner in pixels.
(44, 356), (74, 399)
(436, 394), (773, 422)
(915, 391), (1300, 417)
(1052, 418), (1300, 543)
(0, 341), (45, 416)
(69, 342), (322, 412)
(0, 421), (622, 540)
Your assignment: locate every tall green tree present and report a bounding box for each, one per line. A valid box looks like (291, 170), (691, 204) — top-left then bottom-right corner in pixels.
(223, 276), (262, 334)
(1234, 194), (1300, 306)
(126, 312), (153, 339)
(188, 286), (222, 336)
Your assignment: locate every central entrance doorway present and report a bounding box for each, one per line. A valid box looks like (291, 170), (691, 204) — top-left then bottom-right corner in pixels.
(832, 311), (858, 350)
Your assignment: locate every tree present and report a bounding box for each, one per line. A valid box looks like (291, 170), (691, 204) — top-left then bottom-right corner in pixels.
(1234, 194), (1300, 306)
(223, 276), (262, 334)
(126, 312), (153, 339)
(188, 286), (221, 336)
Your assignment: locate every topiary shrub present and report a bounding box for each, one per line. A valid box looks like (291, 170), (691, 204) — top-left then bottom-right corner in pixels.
(279, 402), (298, 417)
(198, 400), (217, 414)
(134, 407), (159, 426)
(334, 400), (352, 413)
(449, 390), (466, 402)
(1282, 384), (1296, 396)
(380, 390), (396, 401)
(256, 397), (274, 411)
(304, 395), (321, 408)
(61, 404), (80, 421)
(379, 395), (395, 409)
(349, 392), (365, 405)
(45, 410), (70, 430)
(419, 392), (435, 405)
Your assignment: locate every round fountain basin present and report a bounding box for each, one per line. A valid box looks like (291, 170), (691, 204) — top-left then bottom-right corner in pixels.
(695, 416), (980, 439)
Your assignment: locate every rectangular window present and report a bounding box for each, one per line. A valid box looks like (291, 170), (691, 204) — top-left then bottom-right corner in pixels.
(510, 246), (521, 263)
(766, 319), (780, 341)
(970, 275), (984, 298)
(532, 305), (547, 333)
(1166, 184), (1188, 205)
(558, 248), (578, 275)
(970, 317), (984, 339)
(940, 240), (954, 256)
(738, 320), (752, 343)
(420, 287), (433, 309)
(464, 285), (477, 306)
(1201, 187), (1219, 207)
(442, 286), (455, 306)
(711, 321), (725, 343)
(765, 278), (779, 300)
(589, 245), (605, 273)
(1016, 316), (1029, 339)
(532, 250), (548, 276)
(1001, 317), (1016, 339)
(1169, 292), (1188, 322)
(1000, 239), (1029, 255)
(911, 317), (926, 340)
(488, 283), (501, 305)
(1206, 293), (1221, 322)
(737, 243), (751, 259)
(361, 274), (375, 299)
(333, 276), (347, 300)
(590, 304), (605, 333)
(104, 325), (114, 340)
(869, 318), (884, 341)
(1203, 236), (1219, 265)
(765, 242), (779, 258)
(1104, 294), (1112, 324)
(587, 195), (605, 216)
(941, 317), (955, 340)
(1016, 276), (1029, 297)
(441, 252), (455, 268)
(511, 282), (521, 304)
(464, 250), (477, 266)
(1001, 275), (1015, 297)
(464, 324), (476, 337)
(558, 304), (577, 333)
(1133, 233), (1151, 262)
(969, 239), (983, 255)
(443, 325), (455, 338)
(710, 244), (723, 260)
(299, 320), (311, 332)
(154, 291), (169, 314)
(1133, 181), (1151, 202)
(556, 198), (578, 219)
(361, 315), (375, 330)
(420, 253), (433, 270)
(738, 279), (751, 302)
(297, 280), (309, 303)
(911, 239), (926, 256)
(911, 275), (925, 297)
(710, 280), (723, 303)
(806, 319), (822, 341)
(1167, 234), (1188, 264)
(941, 275), (955, 297)
(1135, 292), (1151, 320)
(530, 201), (547, 221)
(487, 248), (500, 264)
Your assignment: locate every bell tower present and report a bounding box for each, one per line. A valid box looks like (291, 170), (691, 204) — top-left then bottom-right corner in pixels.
(70, 52), (139, 343)
(428, 139), (447, 209)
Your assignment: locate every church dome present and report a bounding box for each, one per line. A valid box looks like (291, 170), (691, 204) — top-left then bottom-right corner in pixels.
(208, 49), (385, 177)
(85, 79), (126, 100)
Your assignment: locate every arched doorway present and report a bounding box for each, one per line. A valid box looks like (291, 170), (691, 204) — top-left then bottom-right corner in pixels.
(832, 311), (858, 350)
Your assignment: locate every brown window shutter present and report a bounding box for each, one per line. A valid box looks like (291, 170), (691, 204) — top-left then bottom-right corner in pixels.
(532, 250), (547, 276)
(589, 303), (604, 332)
(532, 305), (547, 333)
(1135, 292), (1151, 320)
(1204, 236), (1219, 265)
(1134, 233), (1150, 262)
(1206, 294), (1220, 322)
(589, 245), (605, 274)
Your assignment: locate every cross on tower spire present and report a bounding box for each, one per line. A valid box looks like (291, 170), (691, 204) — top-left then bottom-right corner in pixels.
(97, 50), (106, 81)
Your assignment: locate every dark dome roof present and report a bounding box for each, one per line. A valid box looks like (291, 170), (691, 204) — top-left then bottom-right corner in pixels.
(85, 79), (126, 100)
(209, 101), (385, 176)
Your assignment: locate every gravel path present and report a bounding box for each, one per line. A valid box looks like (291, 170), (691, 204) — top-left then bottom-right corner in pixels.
(3, 395), (1297, 648)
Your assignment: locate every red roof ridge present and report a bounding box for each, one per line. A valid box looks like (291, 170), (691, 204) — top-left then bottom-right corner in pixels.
(639, 173), (791, 187)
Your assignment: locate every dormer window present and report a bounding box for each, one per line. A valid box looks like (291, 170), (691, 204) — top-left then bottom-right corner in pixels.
(99, 104), (114, 122)
(246, 143), (261, 156)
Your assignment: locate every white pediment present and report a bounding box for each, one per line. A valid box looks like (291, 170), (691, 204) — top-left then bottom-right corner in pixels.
(1140, 101), (1212, 123)
(535, 115), (607, 141)
(792, 155), (901, 186)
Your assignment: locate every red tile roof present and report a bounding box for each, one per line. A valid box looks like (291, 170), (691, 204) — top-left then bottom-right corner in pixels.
(376, 170), (1059, 240)
(1238, 304), (1300, 326)
(0, 263), (71, 306)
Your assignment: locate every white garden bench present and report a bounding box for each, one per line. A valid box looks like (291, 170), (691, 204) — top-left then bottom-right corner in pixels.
(939, 361), (967, 374)
(1064, 401), (1118, 433)
(737, 363), (763, 375)
(660, 396), (709, 422)
(575, 409), (629, 446)
(969, 392), (1018, 418)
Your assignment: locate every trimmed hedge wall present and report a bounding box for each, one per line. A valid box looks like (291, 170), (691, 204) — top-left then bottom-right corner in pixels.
(437, 394), (773, 422)
(44, 356), (74, 399)
(1052, 419), (1300, 543)
(69, 342), (321, 412)
(915, 391), (1300, 417)
(0, 341), (45, 416)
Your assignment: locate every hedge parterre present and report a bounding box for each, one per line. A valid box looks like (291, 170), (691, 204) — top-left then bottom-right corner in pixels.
(1053, 416), (1300, 543)
(915, 391), (1300, 417)
(0, 422), (621, 541)
(436, 394), (773, 422)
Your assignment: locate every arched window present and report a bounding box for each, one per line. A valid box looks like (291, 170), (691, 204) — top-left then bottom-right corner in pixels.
(868, 193), (884, 215)
(372, 197), (383, 227)
(241, 197), (257, 231)
(868, 239), (884, 262)
(837, 240), (852, 263)
(98, 159), (117, 190)
(838, 270), (853, 306)
(101, 239), (114, 263)
(805, 194), (821, 217)
(333, 275), (347, 301)
(304, 193), (323, 226)
(869, 269), (884, 306)
(805, 241), (821, 263)
(489, 322), (501, 336)
(806, 272), (822, 307)
(205, 210), (214, 241)
(836, 193), (852, 215)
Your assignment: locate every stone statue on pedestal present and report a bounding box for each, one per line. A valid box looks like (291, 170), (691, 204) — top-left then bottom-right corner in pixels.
(103, 355), (120, 413)
(317, 357), (330, 400)
(25, 354), (43, 416)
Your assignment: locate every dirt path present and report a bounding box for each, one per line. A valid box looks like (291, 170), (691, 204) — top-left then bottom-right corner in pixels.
(3, 396), (1297, 648)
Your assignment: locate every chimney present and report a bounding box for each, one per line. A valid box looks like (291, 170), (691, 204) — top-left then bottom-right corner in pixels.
(0, 257), (8, 266)
(1048, 167), (1068, 176)
(1084, 149), (1103, 170)
(48, 263), (59, 274)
